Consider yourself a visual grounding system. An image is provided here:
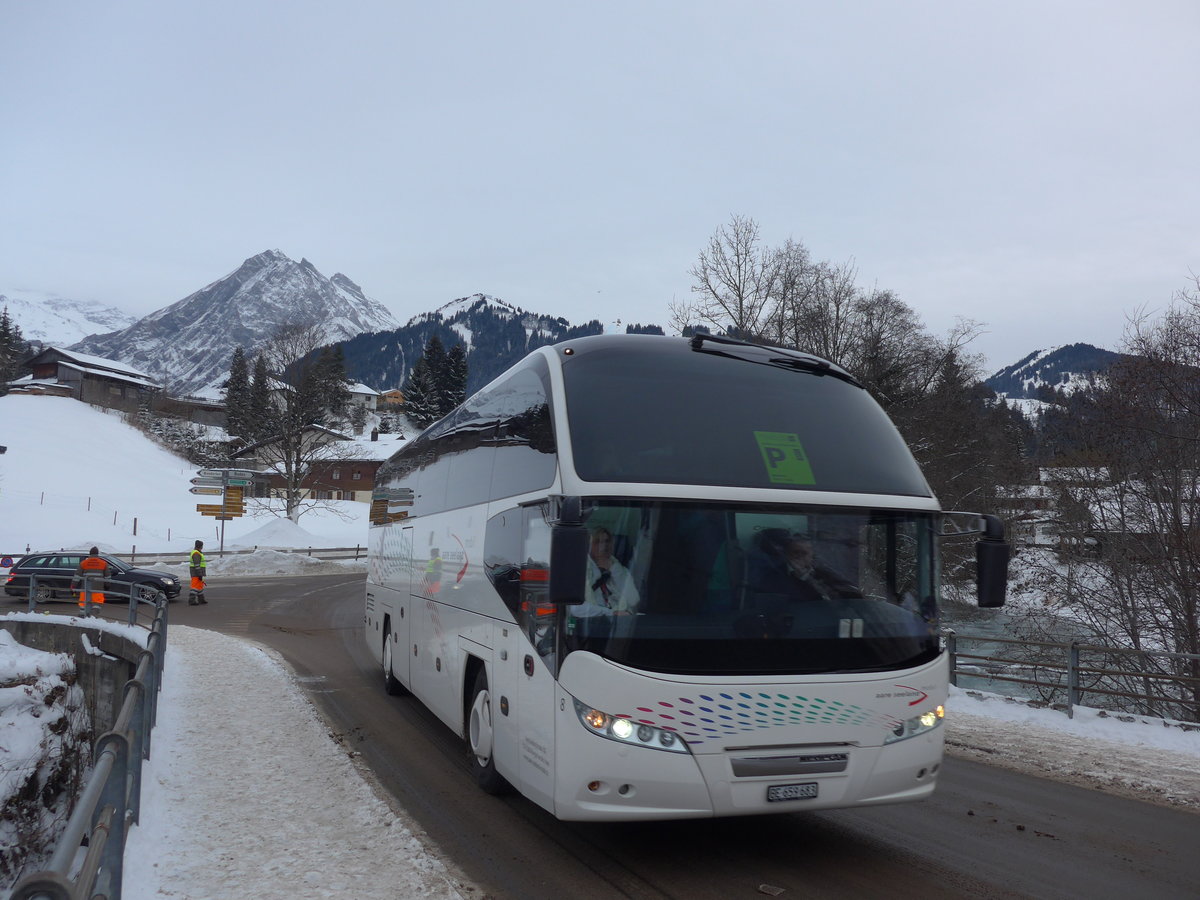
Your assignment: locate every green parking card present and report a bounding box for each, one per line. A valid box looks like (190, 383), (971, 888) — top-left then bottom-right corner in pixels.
(754, 431), (816, 485)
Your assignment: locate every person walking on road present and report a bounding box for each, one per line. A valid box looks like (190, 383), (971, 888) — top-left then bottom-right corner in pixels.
(189, 539), (208, 605)
(75, 546), (108, 612)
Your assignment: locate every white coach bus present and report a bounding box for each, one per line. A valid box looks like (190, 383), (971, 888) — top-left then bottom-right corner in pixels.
(365, 333), (1008, 821)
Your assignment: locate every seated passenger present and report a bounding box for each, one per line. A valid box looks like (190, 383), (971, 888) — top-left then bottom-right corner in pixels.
(571, 526), (640, 619)
(747, 529), (855, 602)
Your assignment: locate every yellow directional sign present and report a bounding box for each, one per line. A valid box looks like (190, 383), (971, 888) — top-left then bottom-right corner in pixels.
(196, 500), (246, 517)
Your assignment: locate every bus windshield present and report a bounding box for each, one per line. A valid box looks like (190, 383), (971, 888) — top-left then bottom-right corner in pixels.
(561, 339), (931, 496)
(559, 500), (940, 676)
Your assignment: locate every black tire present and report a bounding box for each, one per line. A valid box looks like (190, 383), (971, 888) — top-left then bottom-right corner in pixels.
(34, 584), (56, 601)
(135, 584), (165, 605)
(466, 666), (511, 795)
(382, 625), (405, 696)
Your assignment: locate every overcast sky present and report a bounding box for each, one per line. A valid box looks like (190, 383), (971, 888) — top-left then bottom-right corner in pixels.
(2, 1), (1197, 371)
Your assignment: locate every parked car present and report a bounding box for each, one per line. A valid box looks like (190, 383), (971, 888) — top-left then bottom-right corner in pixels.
(3, 552), (182, 603)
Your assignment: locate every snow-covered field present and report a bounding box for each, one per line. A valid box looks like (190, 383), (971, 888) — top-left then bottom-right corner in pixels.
(0, 393), (376, 558)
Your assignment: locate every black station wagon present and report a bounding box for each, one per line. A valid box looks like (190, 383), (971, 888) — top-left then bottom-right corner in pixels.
(3, 552), (182, 603)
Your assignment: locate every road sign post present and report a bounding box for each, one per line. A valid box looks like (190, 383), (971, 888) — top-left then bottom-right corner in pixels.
(190, 469), (268, 552)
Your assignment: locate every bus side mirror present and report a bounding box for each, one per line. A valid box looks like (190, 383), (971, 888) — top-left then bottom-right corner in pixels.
(976, 514), (1010, 609)
(549, 496), (588, 605)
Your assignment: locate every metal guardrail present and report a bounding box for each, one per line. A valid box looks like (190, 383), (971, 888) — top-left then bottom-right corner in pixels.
(122, 545), (367, 566)
(946, 631), (1200, 723)
(13, 575), (160, 626)
(1, 546), (366, 568)
(10, 595), (169, 899)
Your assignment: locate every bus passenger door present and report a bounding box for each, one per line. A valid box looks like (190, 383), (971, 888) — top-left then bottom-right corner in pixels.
(391, 526), (414, 688)
(516, 506), (557, 813)
(489, 622), (521, 787)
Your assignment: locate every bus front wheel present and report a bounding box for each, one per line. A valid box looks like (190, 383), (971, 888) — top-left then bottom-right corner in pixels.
(467, 666), (510, 795)
(382, 626), (405, 696)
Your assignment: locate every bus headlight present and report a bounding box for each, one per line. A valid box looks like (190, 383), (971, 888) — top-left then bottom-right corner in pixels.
(883, 705), (945, 744)
(572, 698), (690, 754)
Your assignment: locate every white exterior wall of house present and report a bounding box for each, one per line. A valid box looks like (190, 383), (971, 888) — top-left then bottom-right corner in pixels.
(348, 383), (379, 411)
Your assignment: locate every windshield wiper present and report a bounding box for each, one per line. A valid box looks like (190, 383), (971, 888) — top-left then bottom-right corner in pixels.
(689, 333), (862, 388)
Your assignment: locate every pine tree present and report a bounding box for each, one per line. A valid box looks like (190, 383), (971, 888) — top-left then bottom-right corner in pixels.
(0, 307), (28, 396)
(403, 355), (441, 429)
(445, 343), (468, 412)
(248, 354), (272, 441)
(318, 346), (352, 423)
(423, 335), (450, 416)
(224, 347), (252, 438)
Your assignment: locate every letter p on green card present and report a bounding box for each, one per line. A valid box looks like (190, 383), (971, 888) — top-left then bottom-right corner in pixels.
(754, 431), (816, 485)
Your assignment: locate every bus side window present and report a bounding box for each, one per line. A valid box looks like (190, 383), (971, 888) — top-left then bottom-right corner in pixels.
(489, 361), (557, 500)
(483, 510), (522, 617)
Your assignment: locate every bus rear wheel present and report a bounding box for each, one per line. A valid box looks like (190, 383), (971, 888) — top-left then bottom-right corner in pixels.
(467, 666), (510, 795)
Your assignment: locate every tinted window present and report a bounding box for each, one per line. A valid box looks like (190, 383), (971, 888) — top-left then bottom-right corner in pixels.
(557, 500), (940, 677)
(372, 355), (557, 521)
(562, 339), (930, 497)
(485, 361), (556, 499)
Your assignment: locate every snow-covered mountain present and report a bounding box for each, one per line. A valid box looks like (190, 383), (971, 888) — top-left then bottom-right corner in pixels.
(336, 293), (610, 393)
(70, 250), (399, 396)
(413, 293), (584, 348)
(985, 343), (1125, 401)
(0, 290), (138, 346)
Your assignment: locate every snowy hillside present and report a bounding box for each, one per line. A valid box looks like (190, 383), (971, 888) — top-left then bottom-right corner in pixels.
(0, 290), (137, 345)
(0, 394), (373, 556)
(338, 292), (606, 393)
(985, 343), (1124, 401)
(410, 293), (574, 345)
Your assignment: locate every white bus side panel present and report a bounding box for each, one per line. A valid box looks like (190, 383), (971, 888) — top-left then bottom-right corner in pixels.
(409, 506), (503, 735)
(517, 645), (557, 813)
(366, 523), (414, 691)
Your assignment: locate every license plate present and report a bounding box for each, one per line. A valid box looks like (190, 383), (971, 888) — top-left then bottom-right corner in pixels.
(767, 782), (818, 802)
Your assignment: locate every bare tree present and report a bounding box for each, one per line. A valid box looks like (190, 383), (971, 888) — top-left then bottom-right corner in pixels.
(243, 322), (357, 522)
(673, 215), (775, 338)
(1020, 278), (1200, 720)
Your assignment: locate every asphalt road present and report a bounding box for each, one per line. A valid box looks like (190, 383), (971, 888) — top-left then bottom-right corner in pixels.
(168, 574), (1200, 900)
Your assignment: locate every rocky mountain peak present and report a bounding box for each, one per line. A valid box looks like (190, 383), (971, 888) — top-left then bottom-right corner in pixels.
(70, 250), (399, 396)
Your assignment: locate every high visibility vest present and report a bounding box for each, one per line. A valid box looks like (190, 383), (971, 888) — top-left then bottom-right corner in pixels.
(78, 556), (107, 605)
(190, 549), (207, 593)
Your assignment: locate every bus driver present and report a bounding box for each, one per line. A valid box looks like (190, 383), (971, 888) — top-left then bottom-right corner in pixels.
(571, 526), (640, 619)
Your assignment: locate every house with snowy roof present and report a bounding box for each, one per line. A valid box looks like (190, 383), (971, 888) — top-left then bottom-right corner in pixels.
(348, 382), (380, 411)
(13, 346), (162, 414)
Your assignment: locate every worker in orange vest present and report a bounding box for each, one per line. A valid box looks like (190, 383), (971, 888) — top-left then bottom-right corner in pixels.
(75, 546), (108, 611)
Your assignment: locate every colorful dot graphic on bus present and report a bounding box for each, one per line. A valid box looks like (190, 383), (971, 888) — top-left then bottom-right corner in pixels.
(753, 431), (816, 485)
(627, 692), (902, 745)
